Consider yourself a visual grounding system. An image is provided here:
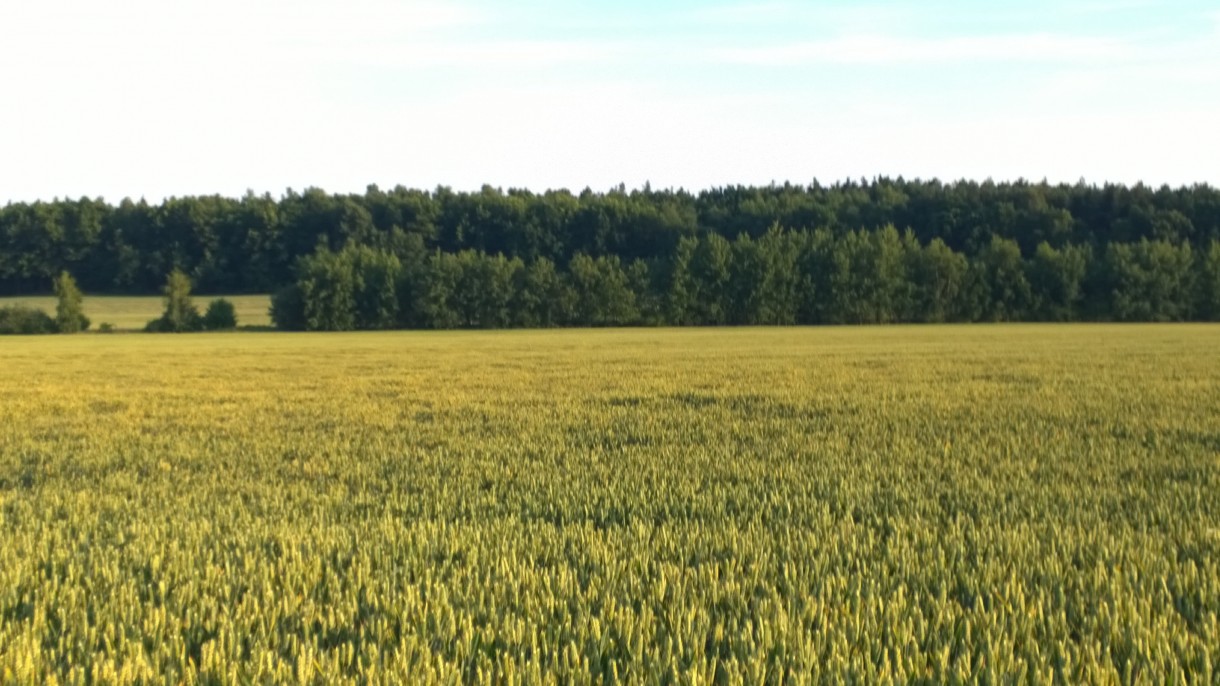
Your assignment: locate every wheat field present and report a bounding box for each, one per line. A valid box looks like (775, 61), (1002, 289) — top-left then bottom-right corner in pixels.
(1, 325), (1218, 684)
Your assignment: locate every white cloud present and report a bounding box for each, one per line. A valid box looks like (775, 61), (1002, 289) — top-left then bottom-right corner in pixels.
(709, 32), (1129, 66)
(0, 0), (1217, 202)
(315, 39), (621, 70)
(1062, 0), (1157, 12)
(0, 0), (489, 71)
(691, 2), (911, 31)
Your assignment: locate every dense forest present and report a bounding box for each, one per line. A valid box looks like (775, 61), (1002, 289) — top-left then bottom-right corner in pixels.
(3, 179), (1219, 328)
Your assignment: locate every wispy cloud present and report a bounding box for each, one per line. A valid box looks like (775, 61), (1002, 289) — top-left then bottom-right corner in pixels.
(335, 39), (622, 69)
(692, 1), (910, 29)
(709, 33), (1130, 66)
(1060, 0), (1157, 12)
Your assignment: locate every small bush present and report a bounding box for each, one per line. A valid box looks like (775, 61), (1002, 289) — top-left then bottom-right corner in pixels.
(98, 322), (116, 333)
(53, 271), (89, 333)
(144, 314), (201, 333)
(0, 305), (58, 335)
(270, 284), (307, 331)
(203, 299), (238, 330)
(146, 269), (203, 332)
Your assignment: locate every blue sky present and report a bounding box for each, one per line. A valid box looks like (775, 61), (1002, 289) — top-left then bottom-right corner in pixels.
(1, 0), (1217, 201)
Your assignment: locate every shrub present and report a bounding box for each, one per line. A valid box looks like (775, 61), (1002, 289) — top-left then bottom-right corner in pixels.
(146, 269), (203, 332)
(53, 271), (90, 333)
(270, 284), (307, 331)
(0, 305), (58, 335)
(98, 322), (116, 333)
(203, 299), (238, 330)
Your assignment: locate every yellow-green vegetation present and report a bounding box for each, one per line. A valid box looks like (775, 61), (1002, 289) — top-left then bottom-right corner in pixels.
(1, 326), (1218, 684)
(0, 295), (271, 331)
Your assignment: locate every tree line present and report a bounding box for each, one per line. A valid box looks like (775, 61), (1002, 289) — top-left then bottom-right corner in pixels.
(0, 269), (238, 334)
(270, 227), (1220, 330)
(3, 179), (1219, 298)
(0, 272), (90, 334)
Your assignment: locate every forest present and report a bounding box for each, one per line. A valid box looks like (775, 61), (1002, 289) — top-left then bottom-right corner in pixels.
(2, 179), (1219, 328)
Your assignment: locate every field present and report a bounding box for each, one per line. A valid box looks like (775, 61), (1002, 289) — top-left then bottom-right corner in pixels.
(0, 294), (272, 330)
(1, 325), (1218, 684)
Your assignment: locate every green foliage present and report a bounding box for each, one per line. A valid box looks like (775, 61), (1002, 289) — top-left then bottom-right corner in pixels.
(269, 285), (307, 331)
(1198, 240), (1220, 320)
(2, 180), (1219, 300)
(794, 229), (836, 324)
(5, 182), (1220, 325)
(146, 269), (203, 332)
(451, 251), (520, 328)
(688, 233), (732, 325)
(296, 247), (357, 331)
(975, 236), (1034, 322)
(567, 253), (639, 326)
(202, 298), (238, 330)
(53, 271), (89, 333)
(274, 225), (1220, 331)
(826, 226), (911, 324)
(664, 236), (699, 325)
(414, 251), (463, 329)
(512, 257), (572, 327)
(347, 245), (402, 330)
(1, 327), (1218, 682)
(908, 238), (970, 323)
(0, 294), (270, 331)
(1027, 242), (1090, 321)
(1104, 240), (1196, 322)
(0, 304), (57, 334)
(626, 259), (663, 325)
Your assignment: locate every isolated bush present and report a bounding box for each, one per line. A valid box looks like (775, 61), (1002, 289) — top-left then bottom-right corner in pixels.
(98, 322), (116, 333)
(0, 305), (57, 334)
(146, 269), (203, 332)
(270, 284), (307, 331)
(53, 271), (90, 333)
(203, 298), (238, 330)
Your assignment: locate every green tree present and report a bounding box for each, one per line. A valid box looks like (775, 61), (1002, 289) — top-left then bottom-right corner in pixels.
(689, 234), (732, 325)
(626, 259), (662, 326)
(415, 251), (463, 329)
(270, 284), (307, 331)
(202, 298), (238, 330)
(0, 305), (57, 334)
(825, 227), (909, 324)
(1201, 241), (1220, 320)
(1027, 242), (1090, 321)
(975, 235), (1033, 321)
(349, 246), (402, 330)
(295, 248), (356, 331)
(793, 229), (836, 324)
(753, 227), (800, 325)
(53, 271), (89, 333)
(513, 257), (572, 328)
(147, 269), (202, 332)
(450, 251), (520, 328)
(567, 253), (638, 326)
(726, 229), (799, 325)
(1104, 240), (1196, 322)
(665, 237), (698, 325)
(908, 238), (969, 323)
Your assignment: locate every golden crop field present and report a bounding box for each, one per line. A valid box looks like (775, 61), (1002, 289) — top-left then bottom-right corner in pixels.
(1, 325), (1218, 684)
(0, 295), (272, 331)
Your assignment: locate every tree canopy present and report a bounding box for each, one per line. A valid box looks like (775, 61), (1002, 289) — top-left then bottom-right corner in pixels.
(3, 180), (1219, 329)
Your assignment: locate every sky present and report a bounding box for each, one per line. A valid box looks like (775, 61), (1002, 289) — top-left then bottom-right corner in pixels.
(1, 0), (1218, 202)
